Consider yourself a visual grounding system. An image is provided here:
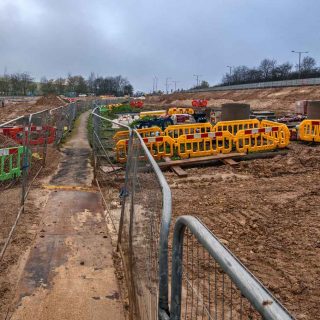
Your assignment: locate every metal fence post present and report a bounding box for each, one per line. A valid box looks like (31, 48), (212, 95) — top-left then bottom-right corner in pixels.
(21, 114), (32, 208)
(168, 220), (185, 320)
(117, 129), (133, 249)
(42, 110), (49, 166)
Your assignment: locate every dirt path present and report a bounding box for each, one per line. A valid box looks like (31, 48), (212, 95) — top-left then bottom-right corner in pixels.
(9, 111), (124, 320)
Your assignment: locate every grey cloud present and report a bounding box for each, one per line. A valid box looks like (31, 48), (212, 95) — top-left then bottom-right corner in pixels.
(0, 0), (320, 91)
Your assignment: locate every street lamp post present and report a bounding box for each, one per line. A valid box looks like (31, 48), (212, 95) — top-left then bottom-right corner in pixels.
(165, 77), (171, 94)
(193, 74), (202, 87)
(172, 80), (179, 92)
(153, 76), (158, 92)
(292, 50), (308, 78)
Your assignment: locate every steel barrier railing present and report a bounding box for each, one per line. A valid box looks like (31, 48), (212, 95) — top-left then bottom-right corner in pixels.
(170, 216), (294, 320)
(92, 104), (172, 319)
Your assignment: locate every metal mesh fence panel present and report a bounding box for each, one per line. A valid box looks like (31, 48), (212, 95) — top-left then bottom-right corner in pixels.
(120, 131), (164, 319)
(91, 104), (171, 319)
(170, 216), (293, 320)
(0, 101), (91, 261)
(0, 116), (29, 257)
(91, 105), (127, 234)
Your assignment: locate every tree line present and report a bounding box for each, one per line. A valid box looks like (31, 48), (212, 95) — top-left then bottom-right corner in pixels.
(221, 56), (319, 86)
(0, 72), (134, 96)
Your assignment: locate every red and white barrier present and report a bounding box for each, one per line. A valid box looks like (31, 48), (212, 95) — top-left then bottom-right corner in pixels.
(186, 132), (223, 139)
(244, 127), (279, 135)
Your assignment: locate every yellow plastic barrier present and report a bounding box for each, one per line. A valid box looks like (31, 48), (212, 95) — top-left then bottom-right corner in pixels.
(113, 127), (163, 141)
(115, 139), (128, 163)
(164, 123), (213, 140)
(140, 110), (166, 118)
(143, 136), (175, 160)
(213, 119), (260, 136)
(298, 119), (320, 142)
(260, 120), (290, 148)
(167, 108), (194, 115)
(235, 126), (284, 153)
(175, 131), (233, 159)
(114, 120), (291, 162)
(115, 135), (175, 163)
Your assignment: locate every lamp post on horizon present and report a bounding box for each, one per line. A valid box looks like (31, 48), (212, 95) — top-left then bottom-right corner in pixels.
(292, 50), (308, 78)
(172, 80), (179, 92)
(165, 77), (171, 94)
(152, 76), (158, 92)
(193, 74), (202, 87)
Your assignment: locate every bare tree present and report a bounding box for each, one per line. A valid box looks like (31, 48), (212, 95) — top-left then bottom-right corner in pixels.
(273, 62), (292, 80)
(55, 78), (66, 95)
(0, 75), (10, 95)
(40, 77), (56, 95)
(20, 72), (33, 95)
(300, 56), (316, 73)
(259, 59), (277, 80)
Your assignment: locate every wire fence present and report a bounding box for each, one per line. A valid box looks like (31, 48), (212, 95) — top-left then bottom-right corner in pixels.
(92, 103), (171, 319)
(0, 100), (91, 262)
(91, 101), (294, 320)
(170, 216), (293, 320)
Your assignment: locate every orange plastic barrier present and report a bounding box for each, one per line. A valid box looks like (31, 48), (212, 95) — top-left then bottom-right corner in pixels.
(0, 125), (56, 145)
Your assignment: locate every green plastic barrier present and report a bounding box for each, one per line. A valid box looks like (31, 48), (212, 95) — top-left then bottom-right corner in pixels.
(0, 146), (24, 181)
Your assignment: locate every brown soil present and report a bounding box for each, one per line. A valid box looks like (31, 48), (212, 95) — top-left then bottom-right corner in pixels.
(35, 94), (65, 107)
(145, 85), (320, 115)
(95, 141), (320, 319)
(0, 95), (67, 123)
(0, 147), (61, 319)
(0, 188), (51, 318)
(165, 142), (320, 320)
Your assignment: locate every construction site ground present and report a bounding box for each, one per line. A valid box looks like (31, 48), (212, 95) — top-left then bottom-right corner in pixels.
(95, 140), (320, 320)
(1, 92), (320, 319)
(145, 85), (320, 115)
(164, 142), (320, 320)
(0, 95), (94, 123)
(0, 111), (124, 319)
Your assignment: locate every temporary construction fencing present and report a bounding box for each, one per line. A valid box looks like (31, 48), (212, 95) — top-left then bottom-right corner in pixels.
(113, 119), (291, 162)
(213, 119), (260, 136)
(0, 100), (91, 262)
(167, 108), (195, 115)
(176, 131), (234, 158)
(298, 119), (320, 142)
(92, 104), (171, 319)
(170, 216), (293, 320)
(91, 102), (294, 320)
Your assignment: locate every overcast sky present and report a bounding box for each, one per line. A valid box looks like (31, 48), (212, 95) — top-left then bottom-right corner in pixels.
(0, 0), (320, 92)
